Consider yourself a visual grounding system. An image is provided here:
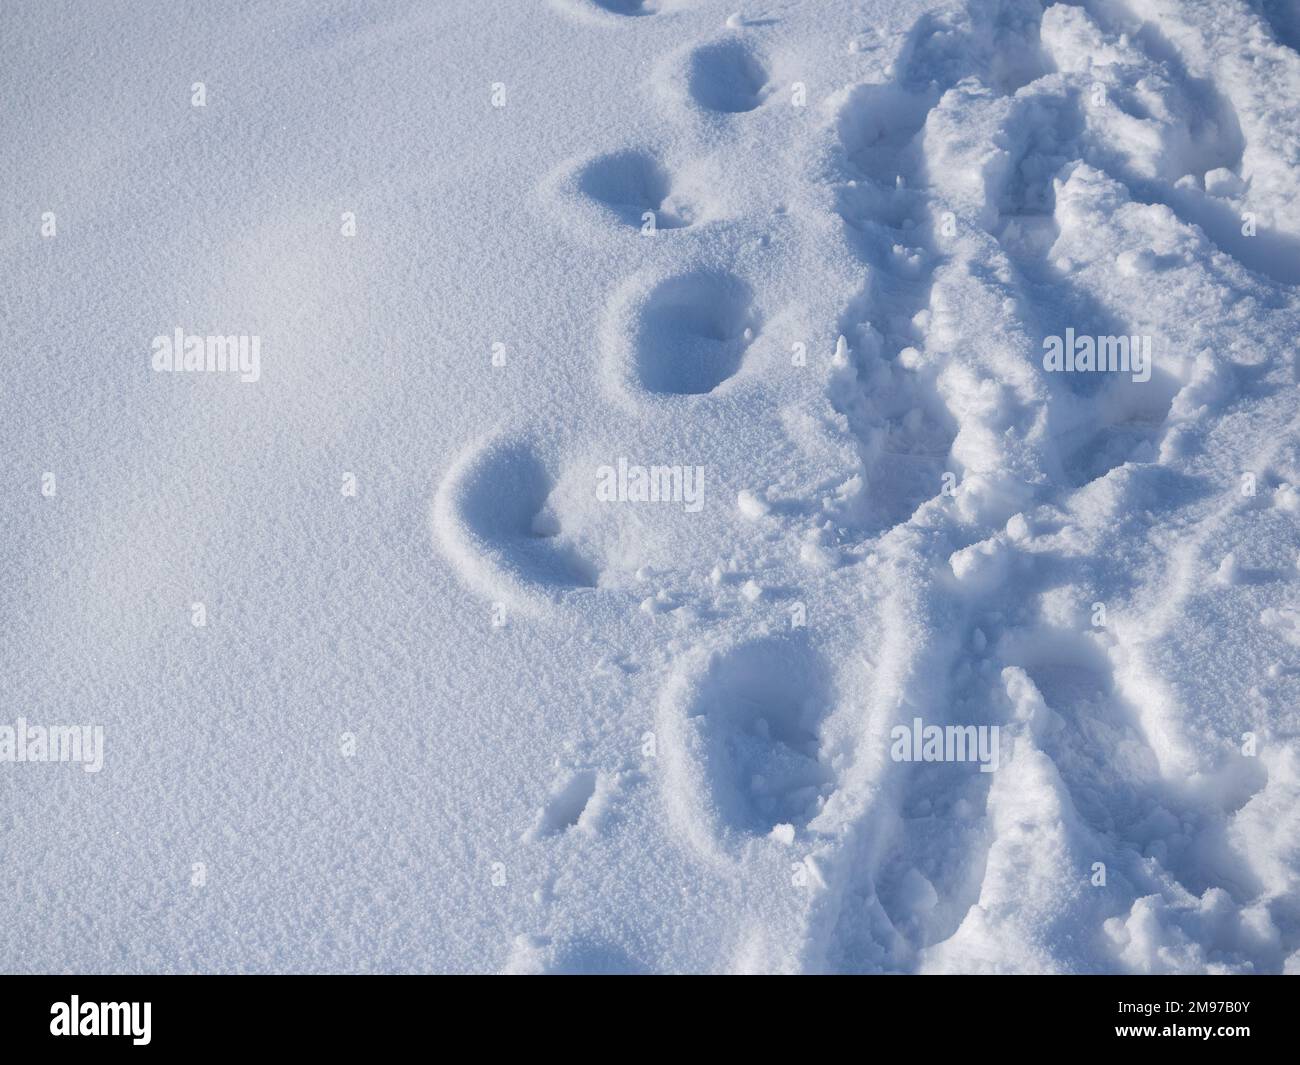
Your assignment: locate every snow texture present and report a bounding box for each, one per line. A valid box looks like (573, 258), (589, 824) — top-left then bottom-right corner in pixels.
(2, 0), (1300, 974)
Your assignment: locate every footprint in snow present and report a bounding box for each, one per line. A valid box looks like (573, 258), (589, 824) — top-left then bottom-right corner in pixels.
(524, 769), (608, 841)
(590, 0), (658, 15)
(619, 268), (760, 397)
(431, 435), (598, 616)
(551, 0), (662, 20)
(577, 149), (691, 231)
(658, 635), (835, 858)
(686, 38), (771, 114)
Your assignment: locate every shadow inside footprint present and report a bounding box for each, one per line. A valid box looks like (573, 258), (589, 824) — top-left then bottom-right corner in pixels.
(453, 440), (597, 591)
(577, 150), (688, 229)
(836, 83), (935, 185)
(687, 39), (769, 113)
(550, 937), (649, 974)
(687, 637), (833, 837)
(634, 270), (758, 394)
(591, 0), (657, 14)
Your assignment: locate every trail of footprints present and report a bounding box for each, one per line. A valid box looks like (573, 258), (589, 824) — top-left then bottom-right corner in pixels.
(438, 0), (1298, 970)
(828, 75), (954, 534)
(436, 20), (777, 607)
(812, 0), (1300, 971)
(437, 9), (810, 907)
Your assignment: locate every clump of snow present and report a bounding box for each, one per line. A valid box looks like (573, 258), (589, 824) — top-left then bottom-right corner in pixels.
(736, 489), (769, 519)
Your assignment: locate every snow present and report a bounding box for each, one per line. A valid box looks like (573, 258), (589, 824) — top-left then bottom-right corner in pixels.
(2, 0), (1299, 974)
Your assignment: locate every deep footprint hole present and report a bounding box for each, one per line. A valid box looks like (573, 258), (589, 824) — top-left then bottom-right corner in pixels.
(687, 39), (769, 113)
(592, 0), (656, 15)
(836, 83), (934, 184)
(577, 150), (687, 229)
(691, 637), (833, 836)
(457, 441), (597, 589)
(634, 270), (758, 395)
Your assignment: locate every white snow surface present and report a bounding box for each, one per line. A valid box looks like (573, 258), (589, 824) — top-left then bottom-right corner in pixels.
(3, 0), (1300, 974)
